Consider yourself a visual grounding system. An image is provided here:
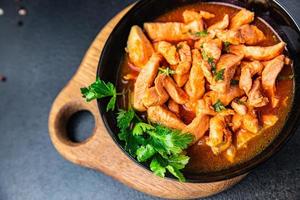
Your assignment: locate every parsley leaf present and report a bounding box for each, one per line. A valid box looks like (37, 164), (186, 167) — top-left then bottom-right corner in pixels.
(159, 67), (176, 76)
(215, 68), (225, 81)
(133, 122), (154, 136)
(117, 108), (135, 130)
(230, 79), (239, 86)
(166, 165), (185, 182)
(208, 57), (217, 75)
(223, 41), (231, 53)
(213, 100), (226, 112)
(150, 157), (167, 177)
(136, 144), (156, 162)
(190, 30), (208, 37)
(81, 77), (117, 111)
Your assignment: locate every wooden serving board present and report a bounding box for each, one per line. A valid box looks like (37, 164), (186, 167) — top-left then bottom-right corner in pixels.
(48, 5), (246, 199)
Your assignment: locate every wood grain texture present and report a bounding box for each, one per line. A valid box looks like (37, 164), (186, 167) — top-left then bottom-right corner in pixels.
(48, 5), (246, 199)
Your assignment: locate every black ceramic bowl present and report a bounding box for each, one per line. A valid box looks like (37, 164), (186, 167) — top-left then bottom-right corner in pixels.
(97, 0), (300, 183)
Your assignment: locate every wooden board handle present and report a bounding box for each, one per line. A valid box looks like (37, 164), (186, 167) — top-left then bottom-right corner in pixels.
(48, 5), (247, 199)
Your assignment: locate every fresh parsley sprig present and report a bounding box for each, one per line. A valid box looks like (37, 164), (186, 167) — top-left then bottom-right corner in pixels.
(81, 78), (194, 182)
(159, 67), (176, 76)
(81, 77), (117, 111)
(117, 110), (194, 182)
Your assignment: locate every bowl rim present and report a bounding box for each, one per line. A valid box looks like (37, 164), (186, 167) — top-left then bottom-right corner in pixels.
(96, 0), (300, 183)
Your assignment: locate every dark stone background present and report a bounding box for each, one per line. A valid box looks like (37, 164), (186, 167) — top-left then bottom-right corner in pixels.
(0, 0), (299, 199)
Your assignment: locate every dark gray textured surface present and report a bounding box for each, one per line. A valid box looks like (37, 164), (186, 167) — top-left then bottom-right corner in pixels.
(0, 0), (299, 199)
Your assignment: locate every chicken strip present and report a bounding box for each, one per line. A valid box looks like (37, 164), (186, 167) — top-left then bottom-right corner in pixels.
(202, 39), (222, 60)
(210, 54), (243, 93)
(144, 21), (203, 42)
(247, 78), (269, 107)
(142, 74), (169, 107)
(155, 41), (180, 65)
(229, 9), (254, 30)
(215, 29), (245, 45)
(239, 61), (264, 94)
(231, 100), (247, 115)
(147, 106), (186, 130)
(262, 55), (285, 107)
(133, 53), (162, 111)
(224, 144), (237, 163)
(168, 99), (180, 116)
(185, 49), (205, 100)
(242, 108), (260, 134)
(262, 114), (279, 128)
(183, 10), (215, 23)
(207, 113), (233, 155)
(239, 24), (266, 45)
(208, 14), (229, 32)
(164, 76), (189, 104)
(127, 25), (154, 68)
(236, 129), (257, 149)
(229, 42), (286, 61)
(183, 114), (210, 142)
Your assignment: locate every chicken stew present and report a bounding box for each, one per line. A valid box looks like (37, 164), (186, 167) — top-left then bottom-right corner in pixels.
(119, 3), (294, 173)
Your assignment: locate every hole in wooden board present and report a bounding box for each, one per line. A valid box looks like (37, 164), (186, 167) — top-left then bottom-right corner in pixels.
(66, 110), (95, 143)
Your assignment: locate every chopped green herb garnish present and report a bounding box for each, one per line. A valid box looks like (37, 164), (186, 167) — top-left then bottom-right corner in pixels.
(231, 79), (239, 86)
(223, 41), (231, 53)
(213, 100), (226, 112)
(190, 30), (208, 37)
(81, 77), (117, 111)
(201, 50), (208, 60)
(215, 68), (225, 81)
(159, 67), (176, 76)
(208, 57), (217, 75)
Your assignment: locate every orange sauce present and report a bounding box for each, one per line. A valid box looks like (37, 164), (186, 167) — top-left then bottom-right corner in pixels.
(118, 2), (294, 173)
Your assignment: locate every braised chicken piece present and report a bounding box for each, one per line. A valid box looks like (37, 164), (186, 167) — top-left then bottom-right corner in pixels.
(201, 39), (222, 60)
(173, 41), (192, 87)
(210, 54), (243, 93)
(229, 42), (286, 61)
(183, 10), (215, 23)
(262, 114), (279, 128)
(236, 129), (257, 149)
(196, 92), (217, 116)
(239, 24), (266, 45)
(164, 76), (189, 104)
(207, 113), (233, 155)
(155, 41), (180, 65)
(231, 100), (247, 115)
(147, 106), (186, 130)
(127, 26), (154, 68)
(229, 9), (254, 30)
(215, 29), (245, 45)
(210, 86), (245, 106)
(208, 14), (229, 32)
(239, 61), (264, 94)
(183, 114), (210, 142)
(142, 74), (169, 107)
(242, 108), (260, 134)
(185, 49), (205, 100)
(224, 144), (237, 163)
(133, 53), (162, 111)
(247, 78), (269, 107)
(144, 21), (203, 42)
(168, 99), (180, 116)
(262, 55), (285, 107)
